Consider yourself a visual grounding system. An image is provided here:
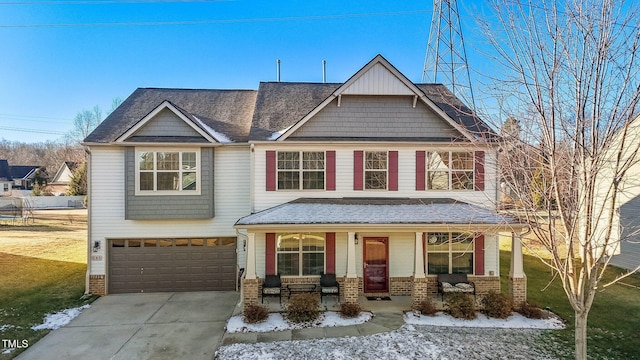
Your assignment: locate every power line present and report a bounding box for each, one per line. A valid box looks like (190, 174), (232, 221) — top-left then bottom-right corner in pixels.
(0, 10), (431, 28)
(0, 126), (67, 135)
(1, 0), (226, 4)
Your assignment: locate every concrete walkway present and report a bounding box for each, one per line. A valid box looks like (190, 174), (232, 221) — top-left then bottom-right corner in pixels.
(17, 291), (240, 360)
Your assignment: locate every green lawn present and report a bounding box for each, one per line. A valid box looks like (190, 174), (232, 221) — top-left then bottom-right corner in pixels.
(0, 214), (96, 360)
(500, 250), (640, 359)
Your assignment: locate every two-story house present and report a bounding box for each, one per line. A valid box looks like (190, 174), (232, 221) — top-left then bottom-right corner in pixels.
(84, 55), (527, 308)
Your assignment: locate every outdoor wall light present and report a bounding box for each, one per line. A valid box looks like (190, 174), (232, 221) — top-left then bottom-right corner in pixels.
(93, 241), (101, 252)
(354, 233), (358, 245)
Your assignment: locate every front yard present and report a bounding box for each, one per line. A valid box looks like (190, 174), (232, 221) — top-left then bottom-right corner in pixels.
(0, 210), (95, 359)
(1, 211), (639, 359)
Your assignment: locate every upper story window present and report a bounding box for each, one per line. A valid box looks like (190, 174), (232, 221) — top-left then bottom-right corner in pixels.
(364, 151), (387, 190)
(426, 151), (474, 190)
(277, 151), (325, 190)
(426, 232), (474, 274)
(276, 233), (325, 276)
(136, 150), (200, 194)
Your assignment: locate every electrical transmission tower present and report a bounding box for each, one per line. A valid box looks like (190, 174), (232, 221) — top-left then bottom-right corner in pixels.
(422, 0), (475, 108)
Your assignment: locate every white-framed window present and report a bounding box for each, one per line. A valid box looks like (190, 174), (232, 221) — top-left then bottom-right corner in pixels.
(426, 151), (474, 190)
(277, 151), (325, 190)
(276, 233), (325, 276)
(426, 232), (474, 274)
(364, 151), (387, 190)
(135, 149), (200, 195)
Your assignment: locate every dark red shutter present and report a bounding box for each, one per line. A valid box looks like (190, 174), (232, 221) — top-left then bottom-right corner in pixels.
(475, 234), (485, 275)
(266, 233), (276, 275)
(416, 151), (426, 191)
(325, 232), (336, 274)
(354, 150), (363, 190)
(326, 151), (336, 191)
(474, 151), (485, 191)
(266, 151), (276, 191)
(388, 151), (398, 191)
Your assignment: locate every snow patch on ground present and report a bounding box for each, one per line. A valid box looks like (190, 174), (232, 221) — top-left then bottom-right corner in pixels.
(0, 324), (16, 331)
(404, 311), (565, 329)
(227, 311), (372, 333)
(2, 348), (15, 355)
(31, 304), (90, 331)
(216, 325), (567, 360)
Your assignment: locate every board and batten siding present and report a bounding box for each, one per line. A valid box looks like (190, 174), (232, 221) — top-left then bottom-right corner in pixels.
(253, 145), (497, 212)
(131, 108), (206, 139)
(289, 96), (459, 140)
(88, 146), (250, 276)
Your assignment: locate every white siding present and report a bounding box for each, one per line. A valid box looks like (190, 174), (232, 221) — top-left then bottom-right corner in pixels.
(342, 63), (414, 95)
(253, 144), (498, 212)
(89, 146), (250, 275)
(484, 234), (499, 276)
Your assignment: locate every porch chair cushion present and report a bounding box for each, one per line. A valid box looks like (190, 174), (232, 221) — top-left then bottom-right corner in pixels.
(261, 274), (282, 303)
(320, 273), (340, 301)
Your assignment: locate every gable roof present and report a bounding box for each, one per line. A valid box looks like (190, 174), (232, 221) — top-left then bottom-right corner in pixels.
(84, 55), (497, 145)
(84, 88), (257, 144)
(10, 165), (40, 179)
(51, 161), (79, 184)
(274, 54), (494, 142)
(0, 160), (12, 181)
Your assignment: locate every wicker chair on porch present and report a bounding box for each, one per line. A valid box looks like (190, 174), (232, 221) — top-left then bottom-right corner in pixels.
(262, 274), (282, 303)
(320, 273), (340, 302)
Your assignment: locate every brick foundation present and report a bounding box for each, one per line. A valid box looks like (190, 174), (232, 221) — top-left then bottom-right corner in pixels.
(242, 278), (260, 310)
(410, 277), (429, 309)
(389, 277), (413, 295)
(341, 277), (359, 303)
(89, 275), (106, 295)
(509, 275), (527, 306)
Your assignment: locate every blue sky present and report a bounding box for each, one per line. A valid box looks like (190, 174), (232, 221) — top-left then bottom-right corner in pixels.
(0, 0), (492, 143)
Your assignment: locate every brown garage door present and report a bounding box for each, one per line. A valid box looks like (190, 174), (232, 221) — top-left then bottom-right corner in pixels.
(109, 238), (236, 293)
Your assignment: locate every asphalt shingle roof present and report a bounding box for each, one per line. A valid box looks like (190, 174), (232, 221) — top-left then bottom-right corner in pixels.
(0, 160), (12, 181)
(84, 88), (257, 143)
(235, 198), (518, 226)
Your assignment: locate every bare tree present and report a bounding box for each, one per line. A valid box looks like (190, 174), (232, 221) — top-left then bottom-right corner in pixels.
(479, 1), (640, 358)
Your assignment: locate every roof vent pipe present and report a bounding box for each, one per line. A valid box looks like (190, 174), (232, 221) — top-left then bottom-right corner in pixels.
(276, 59), (281, 82)
(322, 60), (326, 83)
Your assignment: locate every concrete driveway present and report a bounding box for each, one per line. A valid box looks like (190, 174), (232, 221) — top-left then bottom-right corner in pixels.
(17, 291), (240, 360)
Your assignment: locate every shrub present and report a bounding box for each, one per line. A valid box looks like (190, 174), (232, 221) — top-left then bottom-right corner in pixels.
(481, 291), (513, 319)
(517, 301), (544, 319)
(286, 293), (320, 323)
(445, 293), (476, 320)
(339, 302), (362, 318)
(414, 298), (437, 316)
(243, 303), (269, 324)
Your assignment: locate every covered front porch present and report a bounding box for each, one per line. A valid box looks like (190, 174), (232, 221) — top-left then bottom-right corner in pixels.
(236, 198), (527, 311)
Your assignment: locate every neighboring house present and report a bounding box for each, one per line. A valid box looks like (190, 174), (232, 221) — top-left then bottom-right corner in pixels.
(83, 55), (528, 308)
(10, 165), (41, 190)
(0, 160), (12, 196)
(594, 114), (640, 272)
(49, 161), (79, 195)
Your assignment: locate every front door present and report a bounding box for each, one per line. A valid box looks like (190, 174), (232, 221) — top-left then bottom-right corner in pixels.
(363, 237), (388, 293)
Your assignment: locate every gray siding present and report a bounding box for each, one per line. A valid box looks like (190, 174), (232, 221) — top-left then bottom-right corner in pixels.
(289, 95), (460, 139)
(124, 147), (214, 219)
(133, 108), (206, 139)
(611, 194), (640, 272)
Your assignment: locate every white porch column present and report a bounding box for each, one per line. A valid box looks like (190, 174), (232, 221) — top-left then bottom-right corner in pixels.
(245, 232), (257, 280)
(510, 232), (525, 278)
(414, 232), (425, 278)
(347, 231), (357, 278)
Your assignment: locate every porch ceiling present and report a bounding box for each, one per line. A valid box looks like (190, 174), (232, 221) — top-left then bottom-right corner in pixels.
(235, 198), (523, 230)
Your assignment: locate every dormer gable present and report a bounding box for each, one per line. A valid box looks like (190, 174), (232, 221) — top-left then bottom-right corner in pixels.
(114, 101), (229, 144)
